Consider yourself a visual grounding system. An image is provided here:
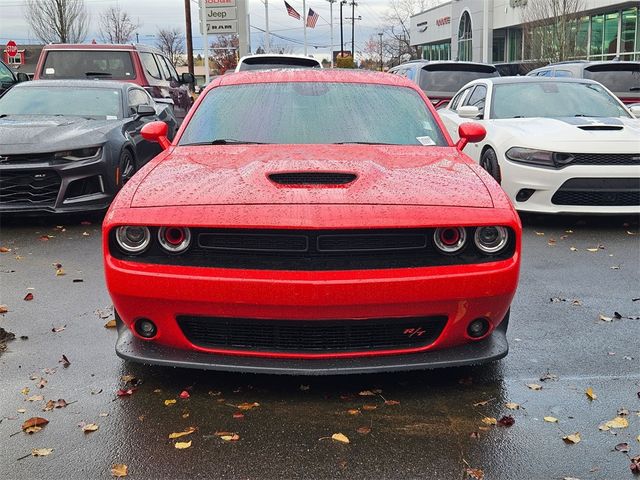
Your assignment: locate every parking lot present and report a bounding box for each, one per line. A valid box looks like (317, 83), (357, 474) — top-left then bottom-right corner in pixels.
(1, 213), (638, 479)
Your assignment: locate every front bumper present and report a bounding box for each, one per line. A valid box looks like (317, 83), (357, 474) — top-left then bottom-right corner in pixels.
(0, 155), (115, 214)
(115, 313), (509, 375)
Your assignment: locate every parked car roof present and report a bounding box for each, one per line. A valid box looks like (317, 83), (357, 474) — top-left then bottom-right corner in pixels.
(11, 79), (137, 89)
(41, 43), (164, 54)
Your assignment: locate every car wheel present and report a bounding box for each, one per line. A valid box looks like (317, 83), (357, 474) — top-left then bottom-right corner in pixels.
(119, 149), (136, 186)
(480, 148), (501, 184)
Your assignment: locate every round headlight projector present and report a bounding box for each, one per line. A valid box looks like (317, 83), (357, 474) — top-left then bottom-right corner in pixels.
(474, 226), (508, 253)
(116, 226), (151, 254)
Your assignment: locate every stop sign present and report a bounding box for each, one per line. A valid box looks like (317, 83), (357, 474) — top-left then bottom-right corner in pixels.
(6, 40), (18, 58)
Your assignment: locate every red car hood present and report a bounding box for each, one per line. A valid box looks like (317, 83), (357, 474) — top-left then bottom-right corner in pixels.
(131, 145), (493, 208)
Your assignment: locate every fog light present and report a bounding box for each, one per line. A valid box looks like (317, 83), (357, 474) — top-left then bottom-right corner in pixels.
(115, 226), (151, 254)
(134, 318), (157, 339)
(433, 227), (466, 253)
(467, 318), (490, 338)
(516, 189), (535, 202)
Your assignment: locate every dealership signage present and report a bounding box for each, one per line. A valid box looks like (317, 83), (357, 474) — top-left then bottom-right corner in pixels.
(200, 0), (238, 34)
(436, 16), (450, 27)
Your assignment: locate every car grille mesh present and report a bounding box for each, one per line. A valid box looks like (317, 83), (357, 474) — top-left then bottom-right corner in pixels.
(268, 172), (357, 185)
(569, 153), (640, 166)
(552, 177), (640, 206)
(177, 315), (448, 353)
(0, 171), (61, 206)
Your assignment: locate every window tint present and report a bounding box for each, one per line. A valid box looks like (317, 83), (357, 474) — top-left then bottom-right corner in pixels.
(156, 54), (171, 80)
(157, 55), (178, 82)
(128, 88), (151, 115)
(180, 83), (447, 146)
(555, 70), (573, 77)
(583, 64), (640, 93)
(140, 52), (161, 80)
(465, 85), (487, 114)
(0, 61), (14, 82)
(418, 64), (498, 93)
(237, 57), (322, 71)
(164, 57), (180, 82)
(405, 68), (416, 81)
(41, 50), (135, 79)
(450, 87), (471, 110)
(536, 69), (552, 77)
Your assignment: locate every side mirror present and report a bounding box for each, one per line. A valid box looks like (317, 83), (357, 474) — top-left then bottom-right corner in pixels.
(457, 105), (480, 119)
(629, 105), (640, 119)
(135, 104), (156, 118)
(141, 121), (170, 150)
(16, 72), (30, 82)
(180, 72), (195, 84)
(456, 122), (486, 151)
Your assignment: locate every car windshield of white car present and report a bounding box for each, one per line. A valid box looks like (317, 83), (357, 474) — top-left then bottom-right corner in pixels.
(180, 82), (447, 146)
(491, 81), (631, 120)
(0, 86), (122, 119)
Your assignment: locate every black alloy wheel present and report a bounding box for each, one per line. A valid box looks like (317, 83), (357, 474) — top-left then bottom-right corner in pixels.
(480, 148), (502, 184)
(119, 149), (136, 186)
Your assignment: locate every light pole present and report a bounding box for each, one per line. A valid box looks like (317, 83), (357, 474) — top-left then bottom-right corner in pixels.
(350, 1), (357, 59)
(263, 0), (270, 52)
(327, 0), (336, 67)
(339, 0), (347, 57)
(378, 32), (383, 71)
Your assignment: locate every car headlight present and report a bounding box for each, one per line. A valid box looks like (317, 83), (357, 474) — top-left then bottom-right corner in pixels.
(505, 147), (574, 168)
(54, 147), (102, 161)
(474, 226), (509, 254)
(115, 226), (151, 254)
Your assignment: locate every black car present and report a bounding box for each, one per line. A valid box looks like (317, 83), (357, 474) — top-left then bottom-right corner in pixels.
(0, 60), (29, 96)
(0, 80), (178, 214)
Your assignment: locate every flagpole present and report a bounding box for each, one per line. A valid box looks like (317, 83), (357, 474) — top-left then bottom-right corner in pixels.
(328, 0), (335, 67)
(303, 0), (308, 56)
(264, 0), (270, 52)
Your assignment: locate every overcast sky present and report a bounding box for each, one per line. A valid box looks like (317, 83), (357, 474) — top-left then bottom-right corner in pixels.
(0, 0), (404, 58)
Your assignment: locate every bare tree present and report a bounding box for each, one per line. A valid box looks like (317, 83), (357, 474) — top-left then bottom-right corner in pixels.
(209, 35), (239, 74)
(99, 6), (140, 44)
(521, 0), (585, 64)
(156, 28), (186, 65)
(25, 0), (88, 44)
(381, 0), (435, 66)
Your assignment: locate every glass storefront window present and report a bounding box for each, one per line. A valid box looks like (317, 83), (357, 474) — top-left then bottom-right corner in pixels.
(603, 12), (620, 59)
(621, 8), (637, 60)
(575, 17), (589, 58)
(590, 14), (604, 57)
(508, 28), (522, 61)
(458, 12), (472, 61)
(493, 32), (506, 62)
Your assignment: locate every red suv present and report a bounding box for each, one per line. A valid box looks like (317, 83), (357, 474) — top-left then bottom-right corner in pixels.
(34, 44), (194, 120)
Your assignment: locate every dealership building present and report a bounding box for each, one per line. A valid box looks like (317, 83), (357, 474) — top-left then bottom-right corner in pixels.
(410, 0), (640, 64)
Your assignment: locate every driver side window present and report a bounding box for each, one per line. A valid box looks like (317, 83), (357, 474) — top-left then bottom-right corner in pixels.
(463, 85), (487, 118)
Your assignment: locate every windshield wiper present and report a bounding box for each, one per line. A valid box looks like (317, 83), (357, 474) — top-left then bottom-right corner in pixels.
(85, 72), (112, 77)
(332, 141), (401, 145)
(182, 139), (269, 145)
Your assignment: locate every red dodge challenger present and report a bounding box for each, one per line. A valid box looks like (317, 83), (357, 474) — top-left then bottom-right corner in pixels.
(103, 69), (521, 374)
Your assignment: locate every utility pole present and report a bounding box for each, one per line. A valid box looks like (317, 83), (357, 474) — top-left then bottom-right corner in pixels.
(339, 0), (347, 57)
(184, 0), (194, 78)
(350, 1), (357, 59)
(263, 0), (270, 52)
(327, 0), (336, 67)
(378, 32), (383, 71)
(303, 0), (307, 56)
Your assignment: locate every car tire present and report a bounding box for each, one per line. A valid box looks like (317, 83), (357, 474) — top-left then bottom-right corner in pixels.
(119, 149), (136, 187)
(480, 148), (501, 184)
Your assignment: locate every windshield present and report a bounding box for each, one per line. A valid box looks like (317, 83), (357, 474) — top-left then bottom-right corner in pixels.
(491, 81), (631, 119)
(41, 50), (136, 80)
(419, 65), (498, 94)
(0, 86), (122, 118)
(583, 64), (640, 94)
(180, 82), (446, 146)
(238, 57), (321, 71)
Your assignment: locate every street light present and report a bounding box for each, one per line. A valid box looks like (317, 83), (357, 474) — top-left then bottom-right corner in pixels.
(378, 32), (383, 71)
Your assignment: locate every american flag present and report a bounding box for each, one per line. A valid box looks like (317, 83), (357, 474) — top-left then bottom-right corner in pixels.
(306, 8), (319, 28)
(284, 1), (301, 20)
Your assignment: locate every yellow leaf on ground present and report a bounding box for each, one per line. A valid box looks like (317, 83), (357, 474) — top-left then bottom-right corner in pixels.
(82, 423), (99, 433)
(55, 268), (65, 276)
(164, 399), (177, 406)
(527, 383), (542, 391)
(563, 433), (581, 444)
(168, 427), (196, 439)
(174, 440), (192, 449)
(236, 402), (259, 411)
(20, 387), (29, 395)
(601, 417), (628, 430)
(220, 433), (240, 441)
(31, 448), (53, 457)
(111, 464), (128, 477)
(465, 468), (484, 480)
(586, 248), (599, 252)
(636, 435), (640, 442)
(104, 319), (117, 328)
(585, 387), (597, 401)
(362, 404), (377, 411)
(481, 417), (497, 425)
(331, 433), (350, 443)
(505, 403), (520, 410)
(544, 416), (558, 423)
(358, 390), (375, 396)
(347, 409), (360, 415)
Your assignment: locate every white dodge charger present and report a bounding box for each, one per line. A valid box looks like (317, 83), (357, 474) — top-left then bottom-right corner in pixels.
(439, 77), (640, 214)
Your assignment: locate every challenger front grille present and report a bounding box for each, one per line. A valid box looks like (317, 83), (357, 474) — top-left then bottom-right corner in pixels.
(177, 315), (448, 353)
(0, 171), (61, 206)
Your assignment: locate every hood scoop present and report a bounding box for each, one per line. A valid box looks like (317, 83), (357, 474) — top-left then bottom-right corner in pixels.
(268, 172), (357, 186)
(578, 125), (623, 131)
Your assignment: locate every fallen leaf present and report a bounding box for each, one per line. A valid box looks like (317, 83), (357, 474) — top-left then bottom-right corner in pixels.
(362, 404), (377, 411)
(20, 387), (29, 395)
(0, 246), (11, 253)
(547, 239), (556, 246)
(465, 468), (484, 480)
(24, 293), (34, 301)
(164, 399), (177, 406)
(52, 325), (66, 333)
(498, 415), (515, 427)
(236, 402), (259, 411)
(544, 416), (558, 423)
(563, 432), (581, 444)
(539, 372), (558, 382)
(617, 408), (629, 416)
(179, 390), (190, 399)
(174, 440), (192, 449)
(116, 388), (135, 397)
(535, 231), (545, 236)
(22, 417), (49, 433)
(232, 412), (244, 419)
(599, 314), (613, 322)
(111, 464), (128, 477)
(43, 399), (67, 411)
(571, 300), (582, 306)
(585, 387), (597, 401)
(28, 395), (44, 402)
(473, 399), (494, 407)
(31, 448), (53, 457)
(481, 417), (497, 425)
(631, 455), (640, 474)
(358, 390), (375, 396)
(55, 268), (65, 276)
(637, 435), (640, 442)
(220, 433), (240, 442)
(59, 355), (70, 368)
(599, 416), (628, 430)
(168, 427), (196, 439)
(104, 319), (117, 328)
(299, 384), (310, 391)
(384, 400), (400, 406)
(505, 402), (520, 410)
(570, 247), (578, 251)
(82, 423), (99, 433)
(82, 231), (90, 237)
(615, 442), (630, 453)
(0, 305), (8, 314)
(356, 426), (371, 434)
(469, 431), (480, 439)
(17, 408), (26, 413)
(37, 378), (47, 389)
(586, 248), (599, 252)
(527, 383), (542, 391)
(347, 409), (360, 415)
(331, 433), (350, 444)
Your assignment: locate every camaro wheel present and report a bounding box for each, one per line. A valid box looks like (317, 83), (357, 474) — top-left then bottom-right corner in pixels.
(119, 149), (136, 186)
(480, 148), (501, 184)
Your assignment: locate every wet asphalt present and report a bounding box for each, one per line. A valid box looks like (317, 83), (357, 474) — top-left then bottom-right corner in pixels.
(0, 213), (639, 480)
